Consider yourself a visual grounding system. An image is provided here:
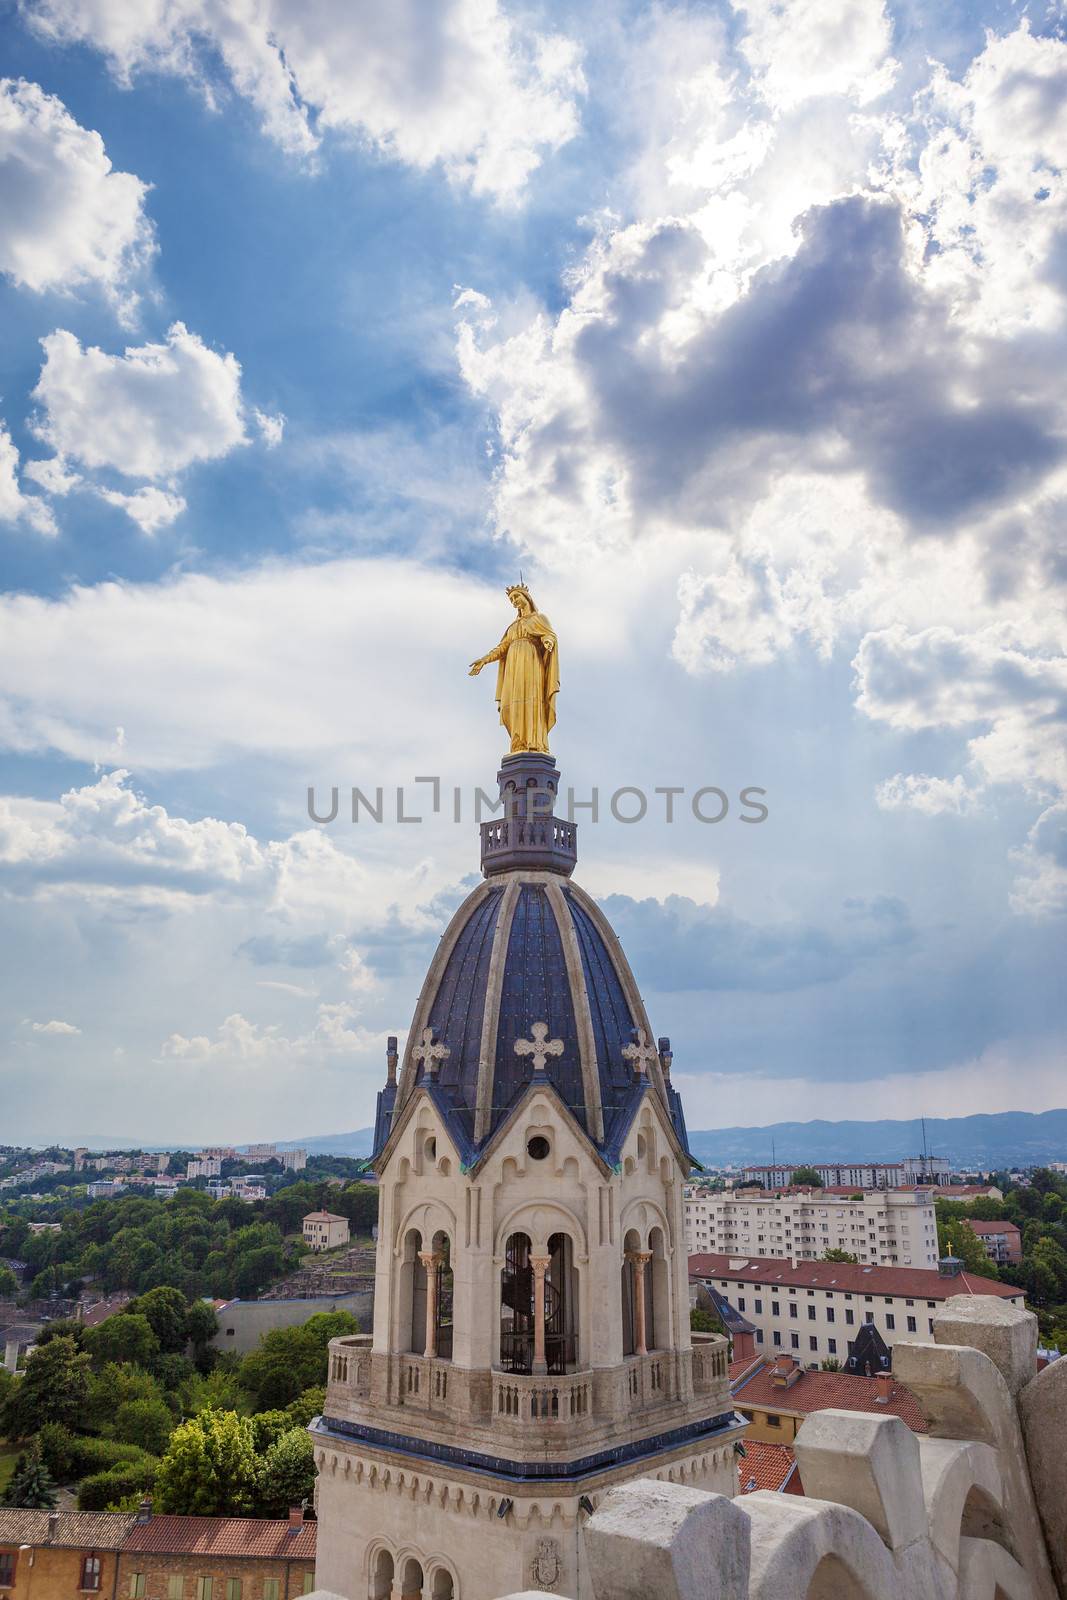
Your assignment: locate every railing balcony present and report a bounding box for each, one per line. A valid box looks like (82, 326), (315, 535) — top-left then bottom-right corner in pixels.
(492, 1368), (591, 1425)
(691, 1332), (730, 1393)
(396, 1353), (451, 1412)
(328, 1333), (372, 1390)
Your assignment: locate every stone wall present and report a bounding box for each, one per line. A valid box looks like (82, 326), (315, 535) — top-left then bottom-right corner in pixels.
(478, 1296), (1065, 1600)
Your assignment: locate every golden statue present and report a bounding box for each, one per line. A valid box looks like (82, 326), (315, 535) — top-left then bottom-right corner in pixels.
(469, 584), (559, 754)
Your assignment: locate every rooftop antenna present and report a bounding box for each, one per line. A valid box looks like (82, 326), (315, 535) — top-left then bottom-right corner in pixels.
(921, 1115), (928, 1180)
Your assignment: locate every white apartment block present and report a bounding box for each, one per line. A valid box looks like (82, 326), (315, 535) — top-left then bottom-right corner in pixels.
(282, 1148), (307, 1170)
(690, 1254), (1023, 1369)
(243, 1143), (277, 1162)
(186, 1157), (222, 1178)
(684, 1184), (940, 1268)
(741, 1156), (951, 1188)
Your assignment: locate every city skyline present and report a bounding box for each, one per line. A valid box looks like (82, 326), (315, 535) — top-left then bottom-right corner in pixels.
(1, 0), (1065, 1143)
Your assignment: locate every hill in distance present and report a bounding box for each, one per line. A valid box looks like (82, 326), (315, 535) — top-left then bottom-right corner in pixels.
(684, 1108), (1067, 1169)
(272, 1109), (1067, 1168)
(73, 1110), (1067, 1167)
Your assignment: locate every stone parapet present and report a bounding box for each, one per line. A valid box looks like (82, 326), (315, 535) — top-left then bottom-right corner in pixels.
(486, 1297), (1063, 1600)
(323, 1337), (732, 1465)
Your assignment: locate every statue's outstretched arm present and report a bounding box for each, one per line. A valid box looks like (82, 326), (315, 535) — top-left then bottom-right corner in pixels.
(469, 639), (505, 676)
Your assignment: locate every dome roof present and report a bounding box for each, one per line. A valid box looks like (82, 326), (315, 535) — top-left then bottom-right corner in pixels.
(375, 872), (689, 1166)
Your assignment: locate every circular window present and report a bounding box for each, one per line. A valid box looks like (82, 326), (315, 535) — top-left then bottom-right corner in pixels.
(527, 1135), (550, 1161)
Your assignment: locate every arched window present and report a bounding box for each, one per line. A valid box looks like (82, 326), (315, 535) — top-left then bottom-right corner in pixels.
(500, 1231), (578, 1373)
(401, 1229), (424, 1354)
(545, 1232), (577, 1372)
(430, 1570), (455, 1600)
(621, 1228), (654, 1357)
(431, 1229), (453, 1361)
(649, 1226), (670, 1350)
(500, 1232), (533, 1372)
(399, 1557), (424, 1600)
(369, 1550), (393, 1600)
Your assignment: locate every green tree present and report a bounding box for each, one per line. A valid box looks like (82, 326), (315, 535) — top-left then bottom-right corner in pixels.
(238, 1311), (358, 1410)
(114, 1398), (176, 1457)
(249, 1410), (293, 1453)
(155, 1409), (259, 1516)
(283, 1388), (325, 1428)
(0, 1264), (18, 1297)
(689, 1308), (718, 1334)
(821, 1248), (858, 1263)
(2, 1450), (59, 1508)
(2, 1335), (91, 1437)
(86, 1313), (160, 1369)
(128, 1287), (189, 1351)
(257, 1428), (315, 1517)
(185, 1300), (219, 1351)
(936, 1218), (994, 1277)
(791, 1167), (824, 1187)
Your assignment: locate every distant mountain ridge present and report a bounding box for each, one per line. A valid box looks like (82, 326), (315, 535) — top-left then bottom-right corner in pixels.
(684, 1109), (1067, 1169)
(58, 1109), (1067, 1167)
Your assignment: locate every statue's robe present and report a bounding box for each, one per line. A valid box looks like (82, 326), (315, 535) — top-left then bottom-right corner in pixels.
(489, 611), (559, 754)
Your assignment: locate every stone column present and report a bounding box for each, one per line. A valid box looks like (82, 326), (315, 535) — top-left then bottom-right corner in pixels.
(531, 1253), (552, 1375)
(628, 1250), (652, 1357)
(419, 1251), (442, 1358)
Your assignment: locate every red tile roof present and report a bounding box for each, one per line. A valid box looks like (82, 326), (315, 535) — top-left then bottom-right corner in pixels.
(737, 1441), (801, 1495)
(688, 1251), (1022, 1299)
(303, 1211), (346, 1223)
(0, 1510), (134, 1549)
(965, 1220), (1020, 1236)
(122, 1517), (316, 1560)
(733, 1360), (928, 1432)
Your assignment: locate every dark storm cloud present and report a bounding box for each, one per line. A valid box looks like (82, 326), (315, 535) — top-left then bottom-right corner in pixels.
(574, 195), (1064, 531)
(597, 890), (914, 993)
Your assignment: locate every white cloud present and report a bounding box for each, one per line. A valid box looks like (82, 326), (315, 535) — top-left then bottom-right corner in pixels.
(0, 420), (57, 536)
(0, 556), (521, 774)
(159, 1001), (380, 1065)
(30, 1017), (80, 1035)
(22, 455), (81, 496)
(875, 773), (981, 817)
(901, 24), (1067, 334)
(452, 14), (1067, 912)
(733, 0), (897, 111)
(254, 408), (285, 448)
(25, 0), (584, 203)
(97, 485), (187, 533)
(0, 77), (153, 314)
(32, 323), (248, 479)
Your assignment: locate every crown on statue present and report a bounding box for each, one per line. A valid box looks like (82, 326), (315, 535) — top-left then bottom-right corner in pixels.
(506, 582), (534, 606)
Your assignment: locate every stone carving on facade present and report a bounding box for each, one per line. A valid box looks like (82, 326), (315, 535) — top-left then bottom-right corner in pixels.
(531, 1536), (562, 1591)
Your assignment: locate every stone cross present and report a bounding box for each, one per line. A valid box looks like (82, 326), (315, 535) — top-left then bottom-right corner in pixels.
(623, 1027), (658, 1077)
(412, 1027), (450, 1078)
(515, 1021), (564, 1073)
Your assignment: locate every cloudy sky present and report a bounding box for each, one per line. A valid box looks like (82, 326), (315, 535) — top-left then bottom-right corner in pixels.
(1, 0), (1065, 1147)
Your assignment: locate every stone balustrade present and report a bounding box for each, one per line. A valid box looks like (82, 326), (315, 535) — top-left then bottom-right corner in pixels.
(492, 1369), (592, 1424)
(485, 1297), (1064, 1600)
(323, 1334), (733, 1450)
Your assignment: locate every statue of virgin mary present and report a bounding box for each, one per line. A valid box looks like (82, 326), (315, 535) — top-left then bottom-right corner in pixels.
(468, 585), (559, 755)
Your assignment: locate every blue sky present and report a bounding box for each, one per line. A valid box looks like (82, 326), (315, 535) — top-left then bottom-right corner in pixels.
(1, 0), (1065, 1145)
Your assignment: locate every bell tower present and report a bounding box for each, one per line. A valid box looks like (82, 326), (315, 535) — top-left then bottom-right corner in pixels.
(312, 604), (743, 1600)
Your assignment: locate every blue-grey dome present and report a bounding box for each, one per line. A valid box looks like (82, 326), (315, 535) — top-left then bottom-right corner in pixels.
(375, 874), (689, 1167)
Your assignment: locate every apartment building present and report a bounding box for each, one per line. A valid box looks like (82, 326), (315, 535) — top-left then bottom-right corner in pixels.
(302, 1210), (349, 1250)
(684, 1184), (940, 1268)
(741, 1156), (951, 1188)
(689, 1252), (1023, 1369)
(964, 1218), (1022, 1265)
